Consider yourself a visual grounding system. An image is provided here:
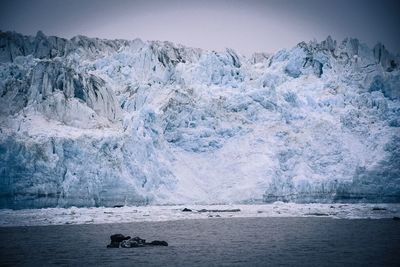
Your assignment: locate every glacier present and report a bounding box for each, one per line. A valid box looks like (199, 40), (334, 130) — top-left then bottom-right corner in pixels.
(0, 31), (399, 209)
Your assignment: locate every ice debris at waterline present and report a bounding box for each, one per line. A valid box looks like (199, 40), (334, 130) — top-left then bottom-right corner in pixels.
(107, 234), (168, 248)
(0, 31), (399, 209)
(182, 208), (241, 212)
(1, 204), (400, 226)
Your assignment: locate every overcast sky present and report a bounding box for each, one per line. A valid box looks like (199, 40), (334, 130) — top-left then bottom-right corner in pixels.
(0, 0), (399, 55)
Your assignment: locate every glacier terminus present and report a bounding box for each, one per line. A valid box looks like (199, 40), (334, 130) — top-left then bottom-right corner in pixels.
(0, 31), (399, 209)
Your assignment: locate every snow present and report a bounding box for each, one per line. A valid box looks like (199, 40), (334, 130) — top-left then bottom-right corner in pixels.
(0, 203), (399, 227)
(0, 31), (399, 209)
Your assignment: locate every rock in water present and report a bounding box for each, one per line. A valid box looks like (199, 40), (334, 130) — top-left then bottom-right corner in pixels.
(372, 207), (387, 211)
(131, 236), (146, 244)
(107, 234), (131, 248)
(149, 240), (169, 246)
(121, 239), (144, 248)
(182, 208), (192, 212)
(107, 241), (120, 248)
(110, 234), (131, 242)
(120, 236), (146, 248)
(108, 234), (168, 248)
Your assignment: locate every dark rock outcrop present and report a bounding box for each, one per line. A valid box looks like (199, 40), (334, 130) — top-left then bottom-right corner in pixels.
(110, 234), (131, 242)
(148, 240), (168, 246)
(372, 207), (387, 211)
(121, 237), (146, 248)
(107, 234), (131, 248)
(107, 234), (168, 248)
(182, 208), (192, 212)
(107, 241), (120, 248)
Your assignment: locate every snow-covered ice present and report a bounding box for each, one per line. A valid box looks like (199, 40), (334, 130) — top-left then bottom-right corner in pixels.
(0, 32), (399, 208)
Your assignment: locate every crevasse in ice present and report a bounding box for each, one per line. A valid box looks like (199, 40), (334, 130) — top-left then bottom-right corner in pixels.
(0, 32), (399, 208)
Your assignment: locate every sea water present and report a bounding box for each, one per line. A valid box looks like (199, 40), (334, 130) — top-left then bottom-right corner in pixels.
(0, 217), (399, 266)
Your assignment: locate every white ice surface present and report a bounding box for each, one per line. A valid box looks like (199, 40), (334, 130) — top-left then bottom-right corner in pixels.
(0, 204), (399, 227)
(0, 32), (399, 208)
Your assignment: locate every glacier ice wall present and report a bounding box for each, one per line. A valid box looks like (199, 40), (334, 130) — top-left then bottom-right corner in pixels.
(0, 32), (399, 208)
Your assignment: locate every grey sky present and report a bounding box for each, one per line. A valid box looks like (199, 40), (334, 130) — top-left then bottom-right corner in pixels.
(1, 0), (399, 55)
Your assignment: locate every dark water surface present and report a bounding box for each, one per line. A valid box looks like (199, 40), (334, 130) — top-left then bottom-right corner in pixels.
(0, 217), (399, 266)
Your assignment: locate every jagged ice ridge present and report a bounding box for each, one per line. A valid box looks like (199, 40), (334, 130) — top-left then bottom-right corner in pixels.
(0, 31), (399, 209)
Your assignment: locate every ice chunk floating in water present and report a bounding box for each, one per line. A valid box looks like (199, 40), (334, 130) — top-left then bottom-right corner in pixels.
(0, 204), (399, 227)
(0, 31), (399, 208)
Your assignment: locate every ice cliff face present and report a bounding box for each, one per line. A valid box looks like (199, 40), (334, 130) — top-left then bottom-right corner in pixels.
(0, 31), (399, 209)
